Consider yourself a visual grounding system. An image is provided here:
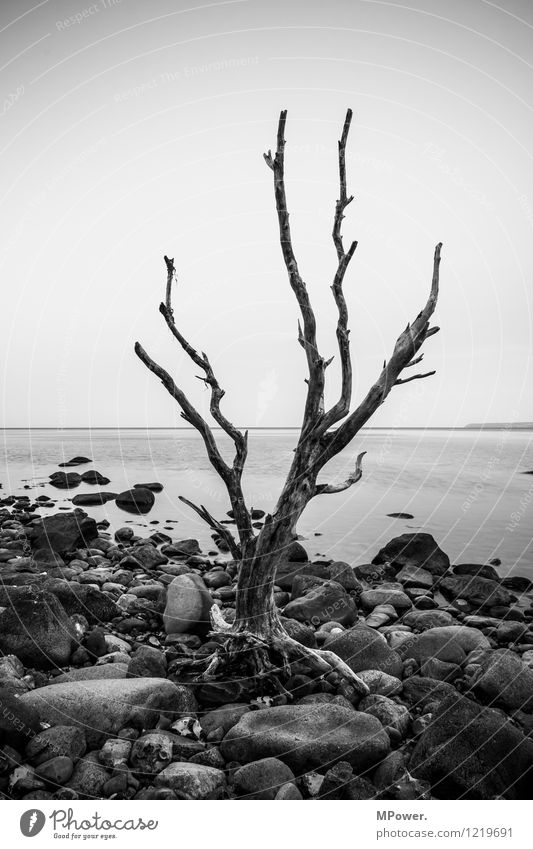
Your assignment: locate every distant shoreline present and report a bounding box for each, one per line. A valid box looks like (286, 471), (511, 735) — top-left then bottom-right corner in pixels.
(2, 425), (533, 432)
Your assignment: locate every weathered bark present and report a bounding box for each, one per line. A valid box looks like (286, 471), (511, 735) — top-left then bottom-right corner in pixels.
(135, 109), (443, 695)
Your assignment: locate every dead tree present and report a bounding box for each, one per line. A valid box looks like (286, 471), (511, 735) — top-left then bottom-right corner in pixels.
(135, 109), (442, 696)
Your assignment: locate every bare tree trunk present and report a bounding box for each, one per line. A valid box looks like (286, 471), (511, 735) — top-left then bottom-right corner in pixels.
(134, 109), (443, 696)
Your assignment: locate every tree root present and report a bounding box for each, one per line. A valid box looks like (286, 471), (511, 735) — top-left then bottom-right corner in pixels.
(180, 605), (370, 700)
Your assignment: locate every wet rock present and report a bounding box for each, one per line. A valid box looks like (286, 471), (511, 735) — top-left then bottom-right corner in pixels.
(221, 703), (390, 772)
(19, 678), (190, 748)
(401, 676), (458, 712)
(43, 579), (118, 624)
(398, 625), (490, 665)
(439, 575), (514, 608)
(127, 645), (167, 679)
(233, 757), (295, 800)
(27, 511), (98, 554)
(357, 669), (402, 696)
(130, 731), (173, 775)
(162, 539), (201, 557)
(26, 726), (86, 766)
(359, 694), (410, 737)
(325, 624), (403, 678)
(35, 756), (74, 786)
(131, 544), (168, 570)
(80, 471), (111, 485)
(72, 492), (117, 506)
(66, 752), (109, 799)
(319, 761), (376, 799)
(49, 472), (82, 489)
(200, 704), (251, 737)
(163, 573), (213, 635)
(282, 580), (357, 627)
(359, 588), (412, 612)
(410, 693), (533, 799)
(274, 561), (331, 591)
(453, 563), (500, 581)
(402, 609), (455, 630)
(0, 588), (77, 667)
(58, 457), (92, 467)
(396, 565), (435, 590)
(133, 482), (164, 493)
(279, 617), (317, 648)
(154, 763), (226, 799)
(501, 575), (533, 593)
(372, 533), (450, 576)
(387, 512), (414, 520)
(468, 649), (533, 712)
(116, 488), (155, 515)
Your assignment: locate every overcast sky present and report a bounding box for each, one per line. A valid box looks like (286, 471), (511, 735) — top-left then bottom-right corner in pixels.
(1, 0), (532, 428)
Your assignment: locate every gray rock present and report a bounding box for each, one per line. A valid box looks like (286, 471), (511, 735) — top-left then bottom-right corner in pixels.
(234, 757), (296, 800)
(410, 693), (533, 799)
(282, 580), (357, 627)
(19, 678), (191, 748)
(154, 763), (226, 799)
(0, 588), (76, 667)
(221, 703), (390, 772)
(0, 687), (41, 748)
(25, 725), (86, 765)
(372, 533), (450, 576)
(439, 575), (514, 608)
(469, 649), (533, 712)
(131, 544), (168, 569)
(27, 511), (98, 553)
(163, 573), (213, 635)
(66, 752), (109, 799)
(325, 624), (403, 678)
(43, 579), (118, 624)
(360, 588), (412, 612)
(116, 488), (155, 515)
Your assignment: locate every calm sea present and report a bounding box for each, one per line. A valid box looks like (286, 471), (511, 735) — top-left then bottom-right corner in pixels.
(1, 428), (532, 577)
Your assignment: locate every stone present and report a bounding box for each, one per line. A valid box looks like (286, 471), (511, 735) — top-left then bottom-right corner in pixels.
(359, 588), (412, 612)
(66, 752), (109, 799)
(99, 738), (132, 768)
(318, 761), (376, 799)
(162, 539), (200, 557)
(201, 704), (251, 737)
(372, 533), (450, 576)
(453, 563), (500, 581)
(356, 670), (403, 696)
(19, 678), (190, 748)
(133, 482), (164, 492)
(80, 471), (111, 485)
(221, 704), (390, 773)
(325, 624), (403, 678)
(130, 731), (173, 775)
(233, 757), (295, 800)
(279, 617), (317, 648)
(163, 573), (213, 634)
(25, 726), (86, 765)
(52, 665), (129, 684)
(154, 763), (226, 799)
(275, 782), (303, 800)
(398, 625), (490, 665)
(58, 456), (92, 467)
(127, 645), (167, 679)
(402, 609), (455, 630)
(359, 694), (411, 737)
(328, 561), (362, 592)
(396, 564), (435, 590)
(130, 544), (168, 569)
(49, 472), (82, 489)
(274, 560), (331, 591)
(410, 693), (533, 799)
(282, 580), (357, 627)
(468, 649), (533, 712)
(72, 492), (117, 506)
(115, 488), (155, 515)
(35, 756), (74, 786)
(401, 676), (458, 712)
(43, 579), (118, 624)
(27, 511), (98, 554)
(0, 588), (76, 667)
(439, 575), (514, 608)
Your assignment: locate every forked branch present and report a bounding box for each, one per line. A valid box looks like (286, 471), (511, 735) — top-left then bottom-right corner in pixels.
(314, 450), (366, 496)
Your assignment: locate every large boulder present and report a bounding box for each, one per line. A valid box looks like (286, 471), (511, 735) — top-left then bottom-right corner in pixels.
(439, 575), (514, 609)
(27, 511), (98, 554)
(409, 694), (533, 798)
(274, 560), (331, 591)
(0, 588), (77, 667)
(115, 488), (155, 515)
(359, 587), (412, 612)
(221, 703), (390, 773)
(49, 472), (82, 489)
(398, 625), (491, 665)
(44, 579), (118, 624)
(372, 533), (450, 576)
(163, 573), (213, 634)
(0, 688), (41, 748)
(469, 649), (533, 712)
(325, 624), (403, 678)
(80, 470), (110, 485)
(19, 678), (192, 748)
(282, 580), (357, 627)
(72, 492), (117, 506)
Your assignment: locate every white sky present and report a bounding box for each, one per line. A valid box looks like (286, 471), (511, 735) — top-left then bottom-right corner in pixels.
(1, 0), (532, 427)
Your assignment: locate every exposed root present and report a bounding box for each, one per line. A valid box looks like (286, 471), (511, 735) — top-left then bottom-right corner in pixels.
(182, 605), (370, 699)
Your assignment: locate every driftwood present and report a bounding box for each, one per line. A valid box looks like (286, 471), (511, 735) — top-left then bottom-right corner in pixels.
(135, 110), (442, 694)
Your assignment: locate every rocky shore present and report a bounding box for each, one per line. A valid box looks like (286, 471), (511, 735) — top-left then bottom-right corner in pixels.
(1, 461), (533, 801)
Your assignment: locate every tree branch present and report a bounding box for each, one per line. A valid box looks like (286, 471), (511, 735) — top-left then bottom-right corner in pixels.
(178, 496), (241, 560)
(264, 110), (326, 427)
(314, 450), (366, 496)
(395, 370), (436, 386)
(321, 108), (358, 431)
(321, 242), (442, 462)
